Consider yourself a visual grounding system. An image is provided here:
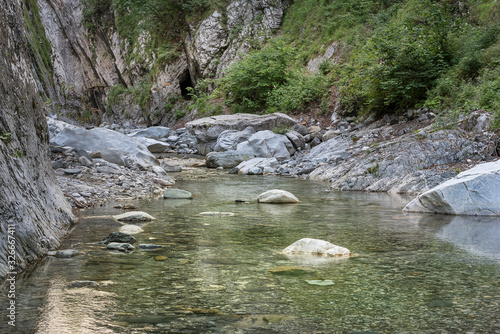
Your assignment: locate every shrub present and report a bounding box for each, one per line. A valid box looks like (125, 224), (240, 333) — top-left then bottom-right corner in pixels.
(220, 40), (294, 112)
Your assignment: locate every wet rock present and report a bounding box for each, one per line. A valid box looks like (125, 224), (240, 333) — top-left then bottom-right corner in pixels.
(107, 242), (135, 252)
(102, 232), (136, 244)
(257, 189), (299, 203)
(47, 249), (79, 258)
(164, 189), (193, 199)
(113, 211), (156, 221)
(404, 159), (500, 216)
(119, 224), (144, 234)
(281, 238), (351, 257)
(206, 150), (253, 169)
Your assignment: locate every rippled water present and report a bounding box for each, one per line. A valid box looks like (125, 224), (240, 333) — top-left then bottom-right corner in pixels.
(2, 174), (500, 333)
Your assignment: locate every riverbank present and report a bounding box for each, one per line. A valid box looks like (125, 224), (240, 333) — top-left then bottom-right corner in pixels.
(50, 110), (499, 210)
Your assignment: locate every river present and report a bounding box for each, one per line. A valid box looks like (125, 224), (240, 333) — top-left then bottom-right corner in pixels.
(2, 174), (500, 333)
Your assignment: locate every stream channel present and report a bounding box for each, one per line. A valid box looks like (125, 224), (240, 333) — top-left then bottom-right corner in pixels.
(2, 173), (500, 333)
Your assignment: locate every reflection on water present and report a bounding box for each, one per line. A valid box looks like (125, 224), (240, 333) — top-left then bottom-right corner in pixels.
(2, 175), (500, 333)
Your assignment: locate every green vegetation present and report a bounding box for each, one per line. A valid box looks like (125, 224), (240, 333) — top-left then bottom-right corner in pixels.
(81, 0), (500, 130)
(0, 132), (12, 143)
(23, 0), (54, 92)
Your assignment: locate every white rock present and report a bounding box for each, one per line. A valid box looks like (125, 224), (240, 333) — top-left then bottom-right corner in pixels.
(281, 238), (351, 258)
(257, 189), (299, 203)
(404, 159), (500, 216)
(113, 211), (156, 221)
(119, 224), (144, 234)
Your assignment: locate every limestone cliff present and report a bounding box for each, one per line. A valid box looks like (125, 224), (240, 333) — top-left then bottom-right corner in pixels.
(0, 0), (74, 279)
(35, 0), (287, 126)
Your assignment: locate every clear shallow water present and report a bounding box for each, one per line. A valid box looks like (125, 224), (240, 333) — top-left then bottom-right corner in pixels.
(2, 175), (500, 333)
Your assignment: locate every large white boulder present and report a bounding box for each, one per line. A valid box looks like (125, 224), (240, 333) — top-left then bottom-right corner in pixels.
(257, 189), (299, 203)
(237, 157), (279, 175)
(281, 238), (351, 257)
(404, 160), (500, 216)
(51, 126), (159, 168)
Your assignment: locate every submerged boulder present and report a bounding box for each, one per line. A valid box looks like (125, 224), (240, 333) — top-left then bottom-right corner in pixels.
(164, 189), (193, 199)
(51, 126), (159, 168)
(281, 238), (351, 257)
(257, 189), (299, 203)
(113, 211), (156, 222)
(404, 160), (500, 216)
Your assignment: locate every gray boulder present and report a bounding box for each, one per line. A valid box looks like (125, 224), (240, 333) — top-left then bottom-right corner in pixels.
(51, 126), (159, 168)
(236, 130), (295, 161)
(134, 137), (170, 153)
(214, 126), (256, 151)
(186, 113), (297, 155)
(237, 157), (279, 175)
(206, 150), (253, 168)
(129, 126), (171, 139)
(404, 160), (500, 216)
(285, 130), (306, 151)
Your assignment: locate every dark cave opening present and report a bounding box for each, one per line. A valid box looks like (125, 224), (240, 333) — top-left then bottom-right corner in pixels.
(179, 69), (194, 100)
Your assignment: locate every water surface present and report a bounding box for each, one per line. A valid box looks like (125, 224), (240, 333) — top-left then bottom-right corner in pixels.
(2, 174), (500, 333)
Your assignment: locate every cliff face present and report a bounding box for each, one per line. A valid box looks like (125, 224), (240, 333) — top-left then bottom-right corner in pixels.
(35, 0), (287, 126)
(0, 0), (74, 279)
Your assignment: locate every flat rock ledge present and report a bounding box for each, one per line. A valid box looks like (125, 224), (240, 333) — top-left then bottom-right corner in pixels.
(404, 159), (500, 216)
(281, 238), (351, 258)
(257, 189), (299, 203)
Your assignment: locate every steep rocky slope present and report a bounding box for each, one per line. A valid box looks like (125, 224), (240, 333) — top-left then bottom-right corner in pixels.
(0, 0), (74, 279)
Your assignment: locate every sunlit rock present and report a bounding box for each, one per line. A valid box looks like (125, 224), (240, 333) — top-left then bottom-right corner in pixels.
(257, 189), (299, 203)
(281, 238), (351, 257)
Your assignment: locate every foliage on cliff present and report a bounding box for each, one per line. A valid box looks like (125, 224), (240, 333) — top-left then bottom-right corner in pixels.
(82, 0), (500, 128)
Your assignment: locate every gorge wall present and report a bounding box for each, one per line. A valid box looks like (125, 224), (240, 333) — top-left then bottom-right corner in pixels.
(0, 0), (75, 279)
(36, 0), (288, 126)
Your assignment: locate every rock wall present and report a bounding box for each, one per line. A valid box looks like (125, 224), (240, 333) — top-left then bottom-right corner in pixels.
(0, 0), (74, 279)
(35, 0), (287, 126)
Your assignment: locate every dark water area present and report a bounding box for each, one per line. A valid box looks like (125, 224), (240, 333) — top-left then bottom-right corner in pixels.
(2, 175), (500, 333)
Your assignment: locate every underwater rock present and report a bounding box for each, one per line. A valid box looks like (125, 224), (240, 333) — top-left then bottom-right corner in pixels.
(164, 189), (193, 199)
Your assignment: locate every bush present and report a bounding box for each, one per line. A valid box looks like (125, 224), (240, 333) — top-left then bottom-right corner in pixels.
(338, 0), (452, 115)
(220, 40), (294, 112)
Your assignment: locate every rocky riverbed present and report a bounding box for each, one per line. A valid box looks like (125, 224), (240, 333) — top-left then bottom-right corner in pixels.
(48, 110), (499, 213)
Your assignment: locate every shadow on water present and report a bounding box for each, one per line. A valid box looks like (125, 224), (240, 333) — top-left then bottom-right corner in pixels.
(2, 175), (500, 333)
